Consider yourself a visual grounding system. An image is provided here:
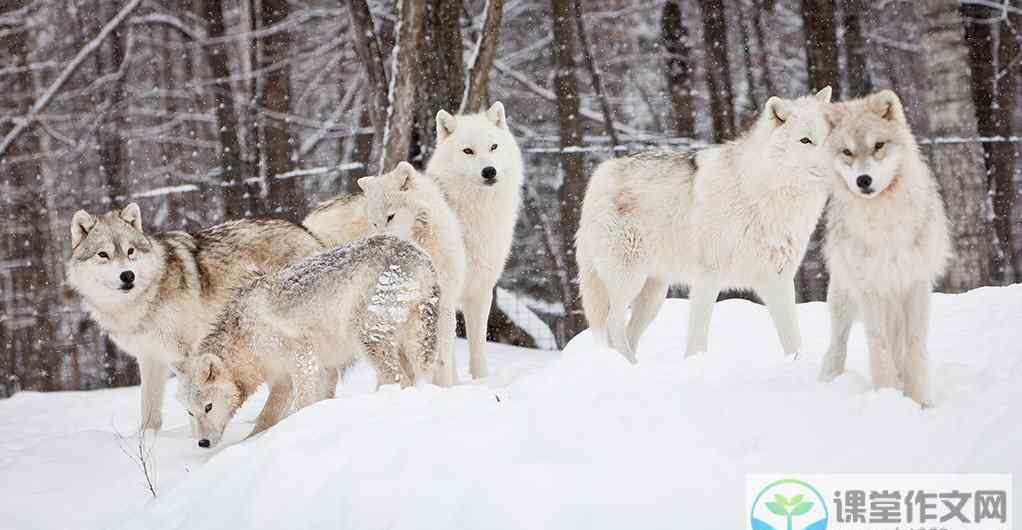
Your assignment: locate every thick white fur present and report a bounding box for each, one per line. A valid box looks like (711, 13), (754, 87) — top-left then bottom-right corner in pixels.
(819, 90), (952, 406)
(305, 102), (522, 380)
(357, 162), (467, 387)
(576, 88), (834, 361)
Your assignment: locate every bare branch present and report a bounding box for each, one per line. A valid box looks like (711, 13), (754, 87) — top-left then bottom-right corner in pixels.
(460, 0), (505, 113)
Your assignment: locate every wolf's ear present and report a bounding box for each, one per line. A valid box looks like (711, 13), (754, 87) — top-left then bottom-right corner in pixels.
(120, 203), (143, 233)
(395, 161), (416, 191)
(71, 210), (96, 249)
(356, 176), (376, 192)
(814, 86), (833, 103)
(436, 110), (456, 140)
(486, 101), (507, 129)
(764, 96), (790, 126)
(199, 354), (221, 383)
(867, 89), (906, 124)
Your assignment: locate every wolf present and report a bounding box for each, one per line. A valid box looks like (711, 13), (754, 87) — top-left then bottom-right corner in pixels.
(305, 101), (522, 380)
(818, 90), (951, 406)
(576, 87), (834, 362)
(66, 204), (323, 430)
(173, 235), (441, 448)
(355, 161), (466, 387)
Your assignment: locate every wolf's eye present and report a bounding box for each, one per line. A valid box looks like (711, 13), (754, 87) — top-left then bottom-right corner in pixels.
(842, 148), (853, 157)
(204, 403), (212, 413)
(386, 213), (395, 223)
(490, 144), (498, 151)
(463, 148), (474, 155)
(97, 252), (109, 259)
(800, 137), (813, 145)
(127, 247), (135, 257)
(874, 142), (886, 151)
(188, 411), (194, 417)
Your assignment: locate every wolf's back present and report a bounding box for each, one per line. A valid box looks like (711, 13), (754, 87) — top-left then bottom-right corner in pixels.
(303, 194), (369, 249)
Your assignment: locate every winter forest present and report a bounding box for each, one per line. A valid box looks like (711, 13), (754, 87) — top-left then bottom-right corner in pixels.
(1, 0), (1020, 398)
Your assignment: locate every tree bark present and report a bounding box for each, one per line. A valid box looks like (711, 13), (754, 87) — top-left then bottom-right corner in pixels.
(574, 0), (619, 150)
(662, 0), (695, 138)
(800, 0), (841, 96)
(699, 0), (735, 142)
(751, 0), (775, 97)
(381, 0), (427, 171)
(993, 16), (1020, 281)
(916, 0), (994, 291)
(413, 0), (463, 164)
(261, 0), (304, 220)
(461, 0), (505, 113)
(203, 0), (249, 218)
(842, 0), (872, 97)
(550, 0), (587, 340)
(962, 4), (1019, 283)
(347, 0), (389, 174)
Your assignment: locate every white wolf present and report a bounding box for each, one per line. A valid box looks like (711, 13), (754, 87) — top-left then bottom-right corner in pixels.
(818, 90), (951, 406)
(305, 101), (522, 380)
(355, 161), (466, 387)
(576, 88), (834, 361)
(174, 235), (441, 448)
(66, 205), (322, 430)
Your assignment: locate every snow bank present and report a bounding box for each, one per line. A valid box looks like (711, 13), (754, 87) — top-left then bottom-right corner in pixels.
(2, 286), (1020, 530)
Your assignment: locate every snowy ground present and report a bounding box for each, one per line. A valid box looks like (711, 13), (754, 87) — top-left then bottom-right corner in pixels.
(2, 286), (1020, 530)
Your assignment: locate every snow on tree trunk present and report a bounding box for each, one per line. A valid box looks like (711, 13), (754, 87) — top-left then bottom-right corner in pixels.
(347, 0), (390, 176)
(916, 0), (994, 291)
(381, 0), (427, 172)
(461, 0), (505, 113)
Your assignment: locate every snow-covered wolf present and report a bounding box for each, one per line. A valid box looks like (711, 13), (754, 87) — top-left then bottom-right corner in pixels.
(576, 88), (834, 361)
(174, 235), (441, 448)
(818, 90), (951, 406)
(354, 161), (466, 387)
(305, 102), (522, 381)
(66, 205), (322, 430)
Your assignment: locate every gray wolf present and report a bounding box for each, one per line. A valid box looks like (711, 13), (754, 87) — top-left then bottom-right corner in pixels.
(304, 101), (522, 380)
(66, 204), (322, 430)
(818, 90), (952, 406)
(173, 235), (441, 448)
(576, 88), (834, 361)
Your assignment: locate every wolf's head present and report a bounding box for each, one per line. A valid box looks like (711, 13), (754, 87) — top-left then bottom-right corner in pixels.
(426, 101), (523, 192)
(826, 90), (912, 199)
(67, 203), (162, 306)
(357, 161), (425, 239)
(173, 353), (243, 449)
(745, 87), (834, 190)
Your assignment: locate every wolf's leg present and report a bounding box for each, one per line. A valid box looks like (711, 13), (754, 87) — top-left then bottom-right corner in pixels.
(292, 350), (323, 409)
(862, 300), (901, 390)
(820, 282), (856, 381)
(138, 357), (168, 431)
(685, 279), (721, 356)
(902, 283), (932, 406)
(363, 337), (404, 389)
(758, 276), (801, 356)
(605, 272), (645, 362)
(317, 368), (339, 400)
(463, 289), (493, 380)
(626, 277), (668, 355)
(250, 376), (294, 437)
(432, 303), (458, 387)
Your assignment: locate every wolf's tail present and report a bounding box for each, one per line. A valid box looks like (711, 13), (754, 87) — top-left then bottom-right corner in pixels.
(579, 264), (609, 340)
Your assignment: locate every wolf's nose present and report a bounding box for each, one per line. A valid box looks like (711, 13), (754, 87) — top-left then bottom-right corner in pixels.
(855, 174), (872, 190)
(481, 166), (497, 180)
(120, 270), (135, 284)
(198, 439), (210, 448)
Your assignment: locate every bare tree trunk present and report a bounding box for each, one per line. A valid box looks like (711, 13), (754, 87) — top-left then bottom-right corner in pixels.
(842, 0), (872, 97)
(736, 0), (758, 124)
(573, 0), (619, 150)
(550, 0), (587, 340)
(962, 4), (1018, 283)
(751, 0), (775, 97)
(461, 0), (505, 113)
(801, 0), (840, 95)
(348, 0), (389, 174)
(699, 0), (735, 142)
(381, 0), (427, 171)
(98, 27), (129, 205)
(413, 0), (463, 164)
(261, 0), (303, 220)
(662, 0), (695, 138)
(916, 0), (993, 291)
(204, 0), (249, 218)
(994, 16), (1020, 281)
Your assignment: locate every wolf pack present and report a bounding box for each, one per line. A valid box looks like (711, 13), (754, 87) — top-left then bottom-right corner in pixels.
(67, 87), (950, 449)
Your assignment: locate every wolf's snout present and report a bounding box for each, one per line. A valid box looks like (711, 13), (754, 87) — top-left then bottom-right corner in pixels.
(119, 270), (135, 284)
(855, 174), (872, 191)
(481, 166), (497, 183)
(198, 438), (210, 448)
